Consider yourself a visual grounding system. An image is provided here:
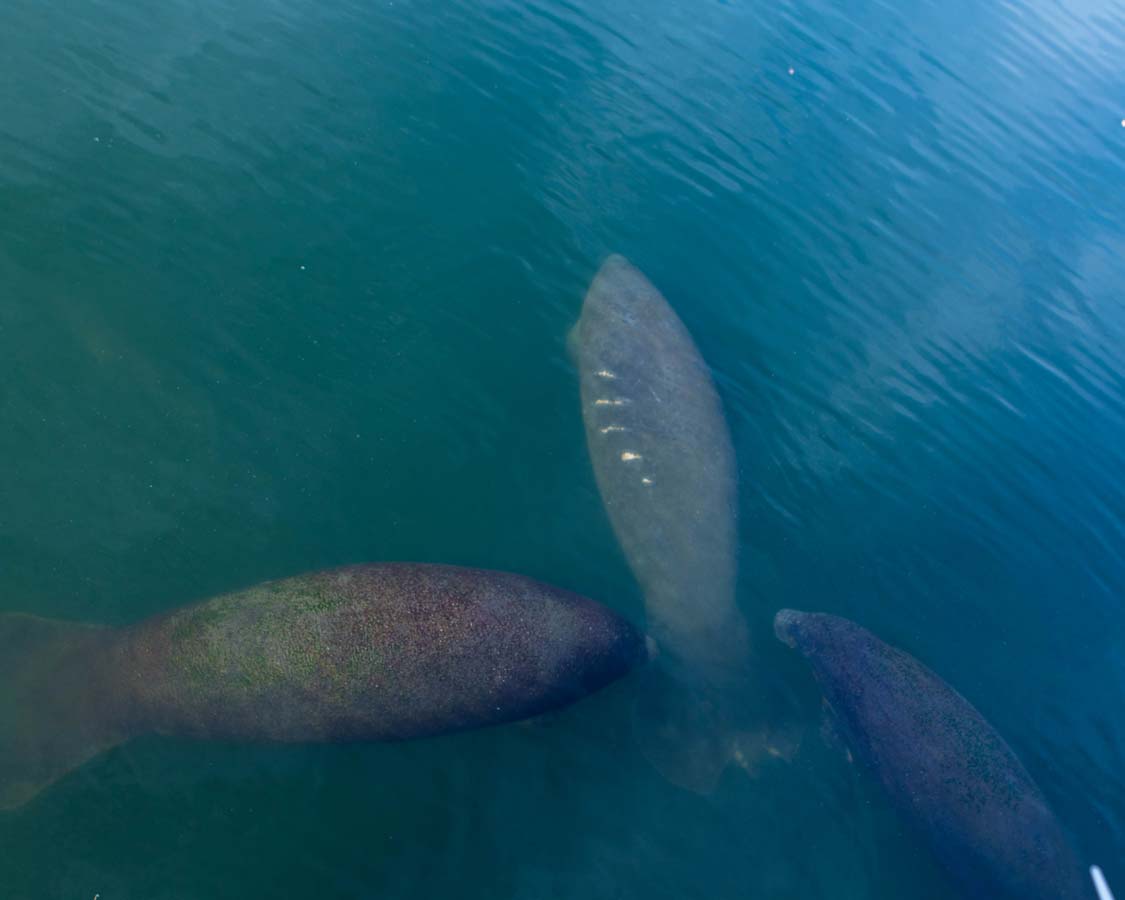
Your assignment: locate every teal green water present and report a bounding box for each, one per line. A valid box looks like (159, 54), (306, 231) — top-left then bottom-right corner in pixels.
(2, 0), (1124, 895)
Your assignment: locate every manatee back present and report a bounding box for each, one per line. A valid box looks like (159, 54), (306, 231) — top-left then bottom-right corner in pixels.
(789, 613), (1086, 900)
(121, 564), (644, 743)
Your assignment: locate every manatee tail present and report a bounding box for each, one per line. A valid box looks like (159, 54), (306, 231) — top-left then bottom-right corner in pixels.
(631, 665), (801, 794)
(0, 613), (126, 810)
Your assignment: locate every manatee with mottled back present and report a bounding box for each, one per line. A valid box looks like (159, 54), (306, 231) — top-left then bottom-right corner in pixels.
(571, 255), (782, 793)
(774, 609), (1089, 899)
(0, 563), (646, 809)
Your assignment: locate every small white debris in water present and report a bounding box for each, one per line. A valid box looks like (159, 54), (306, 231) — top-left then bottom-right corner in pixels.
(94, 137), (100, 142)
(641, 477), (654, 485)
(300, 265), (306, 270)
(600, 425), (626, 433)
(788, 67), (795, 76)
(595, 369), (617, 379)
(594, 398), (627, 406)
(1120, 119), (1125, 127)
(621, 452), (643, 462)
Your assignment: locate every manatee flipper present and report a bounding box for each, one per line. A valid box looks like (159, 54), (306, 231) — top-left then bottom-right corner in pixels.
(819, 698), (853, 764)
(0, 613), (125, 810)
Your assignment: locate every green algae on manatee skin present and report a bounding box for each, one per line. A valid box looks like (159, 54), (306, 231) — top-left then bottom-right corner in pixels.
(158, 576), (372, 697)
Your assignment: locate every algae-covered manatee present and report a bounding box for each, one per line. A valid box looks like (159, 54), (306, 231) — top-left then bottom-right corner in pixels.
(775, 609), (1089, 900)
(0, 564), (646, 809)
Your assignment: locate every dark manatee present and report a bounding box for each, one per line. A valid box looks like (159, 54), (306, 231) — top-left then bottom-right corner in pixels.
(774, 609), (1088, 900)
(0, 564), (646, 810)
(571, 255), (779, 792)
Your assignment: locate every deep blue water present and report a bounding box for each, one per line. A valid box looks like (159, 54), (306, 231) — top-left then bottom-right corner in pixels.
(1, 0), (1124, 896)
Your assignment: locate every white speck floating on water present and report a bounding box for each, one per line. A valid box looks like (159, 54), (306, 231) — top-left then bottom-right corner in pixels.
(620, 452), (642, 462)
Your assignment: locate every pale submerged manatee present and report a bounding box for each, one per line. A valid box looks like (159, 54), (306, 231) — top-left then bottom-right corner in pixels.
(0, 563), (646, 810)
(774, 609), (1089, 900)
(571, 255), (775, 793)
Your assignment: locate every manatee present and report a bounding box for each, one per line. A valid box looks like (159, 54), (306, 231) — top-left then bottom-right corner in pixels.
(571, 254), (776, 793)
(774, 609), (1089, 900)
(0, 563), (646, 810)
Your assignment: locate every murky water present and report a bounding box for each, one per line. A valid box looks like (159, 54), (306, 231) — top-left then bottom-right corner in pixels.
(1, 0), (1123, 895)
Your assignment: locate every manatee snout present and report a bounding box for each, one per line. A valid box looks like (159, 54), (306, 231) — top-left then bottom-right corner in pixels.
(554, 602), (651, 703)
(592, 614), (651, 682)
(773, 609), (806, 648)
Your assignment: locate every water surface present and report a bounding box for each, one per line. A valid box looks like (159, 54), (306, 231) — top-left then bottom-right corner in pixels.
(2, 0), (1124, 895)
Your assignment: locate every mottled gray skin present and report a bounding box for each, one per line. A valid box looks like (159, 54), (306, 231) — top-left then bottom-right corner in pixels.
(774, 610), (1088, 900)
(573, 255), (747, 685)
(0, 564), (645, 809)
(572, 255), (753, 791)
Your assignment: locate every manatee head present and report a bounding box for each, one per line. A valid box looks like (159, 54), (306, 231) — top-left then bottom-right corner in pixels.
(576, 254), (652, 337)
(774, 608), (831, 652)
(773, 608), (805, 647)
(491, 575), (651, 720)
(772, 609), (876, 694)
(774, 609), (871, 652)
(551, 596), (651, 699)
